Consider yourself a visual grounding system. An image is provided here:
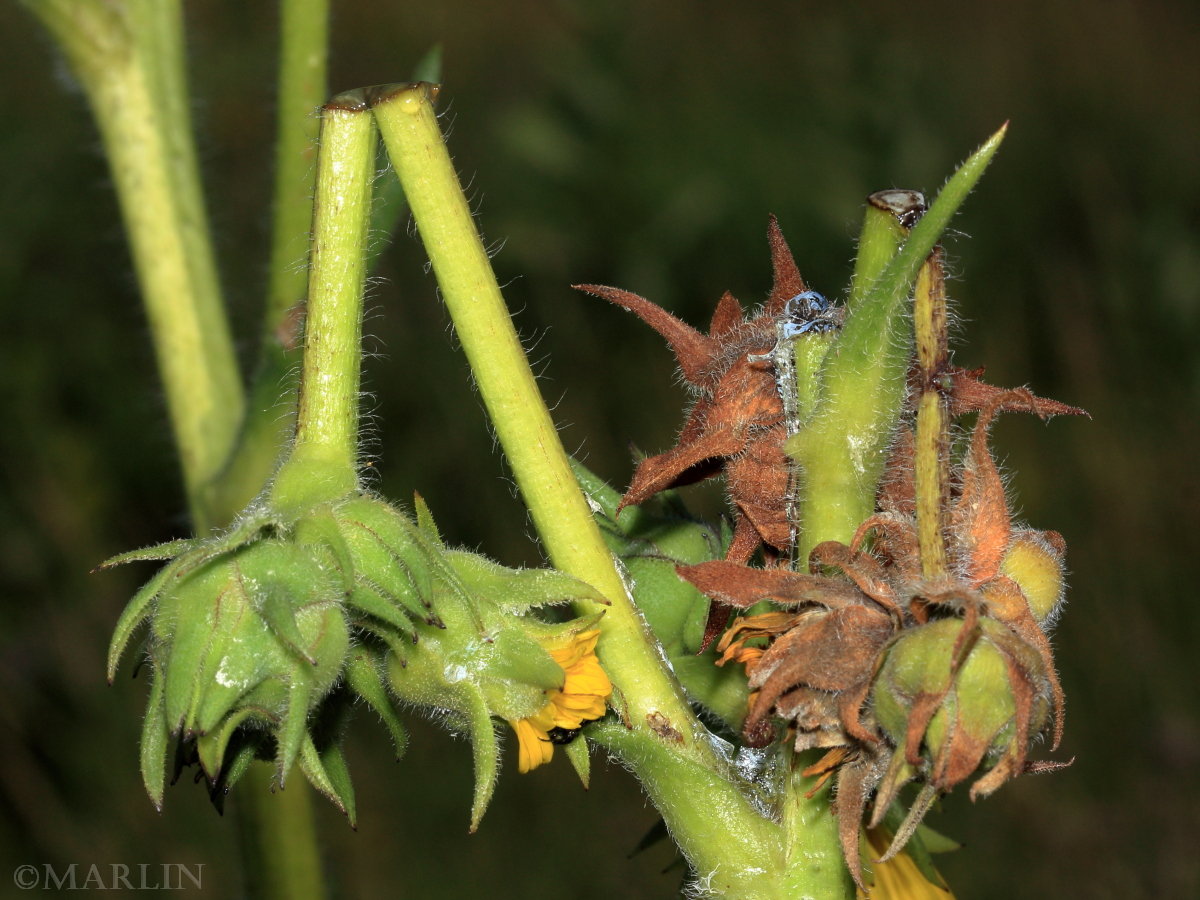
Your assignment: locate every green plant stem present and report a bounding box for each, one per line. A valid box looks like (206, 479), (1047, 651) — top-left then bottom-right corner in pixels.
(128, 0), (226, 351)
(25, 4), (335, 898)
(23, 0), (244, 531)
(775, 199), (920, 900)
(216, 34), (437, 524)
(267, 0), (330, 332)
(913, 248), (950, 578)
(272, 94), (376, 516)
(208, 0), (333, 521)
(791, 126), (1007, 560)
(780, 753), (854, 898)
(790, 193), (916, 563)
(780, 132), (1006, 895)
(593, 722), (782, 898)
(236, 766), (324, 900)
(371, 83), (784, 892)
(370, 83), (692, 731)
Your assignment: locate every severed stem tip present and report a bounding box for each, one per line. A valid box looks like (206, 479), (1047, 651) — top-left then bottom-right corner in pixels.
(867, 189), (928, 229)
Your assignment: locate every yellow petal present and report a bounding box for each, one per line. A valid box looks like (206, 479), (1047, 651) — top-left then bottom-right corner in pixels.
(510, 716), (555, 773)
(858, 830), (953, 899)
(564, 668), (612, 696)
(550, 629), (602, 669)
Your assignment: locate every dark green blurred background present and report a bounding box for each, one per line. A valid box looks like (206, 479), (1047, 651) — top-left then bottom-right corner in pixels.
(2, 1), (1197, 897)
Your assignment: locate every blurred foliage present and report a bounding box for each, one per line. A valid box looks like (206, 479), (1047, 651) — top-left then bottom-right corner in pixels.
(1, 0), (1197, 897)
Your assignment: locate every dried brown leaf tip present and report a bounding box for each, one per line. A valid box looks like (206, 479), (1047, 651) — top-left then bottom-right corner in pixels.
(574, 216), (809, 567)
(681, 374), (1085, 889)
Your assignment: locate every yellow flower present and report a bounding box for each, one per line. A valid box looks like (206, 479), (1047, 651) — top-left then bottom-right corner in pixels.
(508, 629), (612, 773)
(856, 828), (953, 899)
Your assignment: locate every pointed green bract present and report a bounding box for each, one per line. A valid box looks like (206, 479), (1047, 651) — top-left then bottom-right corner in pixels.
(347, 578), (419, 637)
(463, 690), (499, 833)
(338, 521), (432, 622)
(445, 549), (607, 612)
(564, 735), (591, 789)
(254, 566), (323, 666)
(790, 126), (1008, 557)
(159, 559), (226, 732)
(487, 629), (566, 694)
(139, 666), (168, 811)
(412, 492), (443, 545)
(569, 457), (624, 519)
(344, 652), (409, 759)
(106, 554), (184, 682)
(217, 736), (259, 799)
(872, 125), (1007, 313)
(298, 734), (357, 826)
(197, 707), (258, 781)
(98, 539), (200, 569)
(277, 674), (315, 786)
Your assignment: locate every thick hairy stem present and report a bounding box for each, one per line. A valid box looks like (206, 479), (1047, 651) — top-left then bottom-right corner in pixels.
(370, 82), (697, 733)
(266, 0), (330, 333)
(23, 0), (243, 530)
(207, 0), (333, 521)
(779, 750), (855, 898)
(372, 82), (782, 890)
(791, 126), (1007, 559)
(272, 95), (376, 516)
(790, 191), (918, 563)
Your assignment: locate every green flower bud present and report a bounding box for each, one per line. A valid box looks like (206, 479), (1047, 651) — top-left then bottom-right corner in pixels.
(118, 535), (350, 799)
(106, 480), (608, 829)
(998, 532), (1066, 625)
(106, 488), (447, 813)
(872, 616), (1052, 800)
(858, 615), (1058, 865)
(383, 541), (608, 829)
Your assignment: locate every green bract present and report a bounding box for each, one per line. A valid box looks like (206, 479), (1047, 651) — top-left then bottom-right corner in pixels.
(377, 495), (608, 828)
(105, 487), (607, 827)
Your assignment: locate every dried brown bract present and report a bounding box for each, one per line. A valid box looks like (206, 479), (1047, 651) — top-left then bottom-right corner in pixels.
(574, 217), (810, 566)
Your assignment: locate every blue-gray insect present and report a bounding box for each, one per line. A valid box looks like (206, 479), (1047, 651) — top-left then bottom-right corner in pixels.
(778, 291), (841, 339)
(749, 291), (843, 429)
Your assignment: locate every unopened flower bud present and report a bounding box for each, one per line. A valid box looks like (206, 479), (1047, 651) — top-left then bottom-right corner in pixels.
(998, 532), (1065, 625)
(872, 616), (1052, 800)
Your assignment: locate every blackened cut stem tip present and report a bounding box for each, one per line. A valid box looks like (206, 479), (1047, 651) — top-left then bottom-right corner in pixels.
(868, 189), (928, 229)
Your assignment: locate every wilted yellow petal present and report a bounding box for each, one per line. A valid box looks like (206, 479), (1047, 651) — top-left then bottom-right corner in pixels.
(510, 716), (555, 773)
(858, 829), (952, 899)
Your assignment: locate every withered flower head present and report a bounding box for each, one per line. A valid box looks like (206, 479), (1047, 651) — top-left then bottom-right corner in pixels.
(686, 560), (897, 751)
(574, 217), (813, 566)
(681, 374), (1084, 889)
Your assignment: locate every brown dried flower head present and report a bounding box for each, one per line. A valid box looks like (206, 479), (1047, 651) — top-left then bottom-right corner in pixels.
(574, 217), (812, 567)
(681, 372), (1085, 887)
